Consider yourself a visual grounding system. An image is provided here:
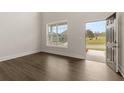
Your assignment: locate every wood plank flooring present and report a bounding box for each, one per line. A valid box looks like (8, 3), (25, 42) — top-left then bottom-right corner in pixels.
(0, 52), (123, 81)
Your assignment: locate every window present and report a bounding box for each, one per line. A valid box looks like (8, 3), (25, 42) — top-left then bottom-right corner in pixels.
(47, 21), (68, 48)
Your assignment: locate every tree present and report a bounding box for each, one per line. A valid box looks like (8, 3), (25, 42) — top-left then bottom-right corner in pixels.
(59, 30), (67, 43)
(94, 32), (99, 40)
(86, 29), (95, 40)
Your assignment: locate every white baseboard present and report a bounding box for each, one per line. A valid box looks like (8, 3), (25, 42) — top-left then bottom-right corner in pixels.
(119, 65), (124, 78)
(0, 48), (85, 62)
(0, 50), (40, 62)
(41, 48), (85, 59)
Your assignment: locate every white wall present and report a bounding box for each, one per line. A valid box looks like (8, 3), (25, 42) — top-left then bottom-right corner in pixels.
(0, 13), (42, 61)
(119, 13), (124, 77)
(41, 12), (112, 59)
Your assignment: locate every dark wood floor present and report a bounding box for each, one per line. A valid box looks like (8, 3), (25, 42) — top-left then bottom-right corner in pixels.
(0, 52), (123, 81)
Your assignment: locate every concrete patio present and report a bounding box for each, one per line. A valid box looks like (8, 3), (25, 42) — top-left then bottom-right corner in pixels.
(86, 50), (106, 62)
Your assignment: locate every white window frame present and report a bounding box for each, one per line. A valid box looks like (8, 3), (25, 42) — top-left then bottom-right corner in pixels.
(46, 20), (68, 48)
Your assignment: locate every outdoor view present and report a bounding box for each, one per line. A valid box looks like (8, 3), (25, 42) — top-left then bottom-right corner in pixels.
(48, 22), (68, 47)
(86, 20), (106, 62)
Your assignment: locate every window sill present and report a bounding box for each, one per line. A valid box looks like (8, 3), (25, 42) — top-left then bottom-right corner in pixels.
(46, 45), (68, 48)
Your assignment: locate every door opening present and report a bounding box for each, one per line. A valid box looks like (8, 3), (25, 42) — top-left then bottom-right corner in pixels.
(85, 20), (106, 63)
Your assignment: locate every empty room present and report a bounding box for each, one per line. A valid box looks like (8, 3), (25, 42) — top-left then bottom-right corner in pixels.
(0, 12), (124, 81)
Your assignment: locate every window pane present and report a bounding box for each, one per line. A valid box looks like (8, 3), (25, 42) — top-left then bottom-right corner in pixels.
(48, 25), (57, 46)
(47, 22), (68, 47)
(57, 23), (68, 47)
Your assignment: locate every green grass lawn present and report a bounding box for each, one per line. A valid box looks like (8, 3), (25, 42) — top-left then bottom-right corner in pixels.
(86, 36), (106, 45)
(86, 36), (106, 51)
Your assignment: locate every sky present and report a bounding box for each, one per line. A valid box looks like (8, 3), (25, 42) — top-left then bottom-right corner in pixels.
(86, 20), (106, 33)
